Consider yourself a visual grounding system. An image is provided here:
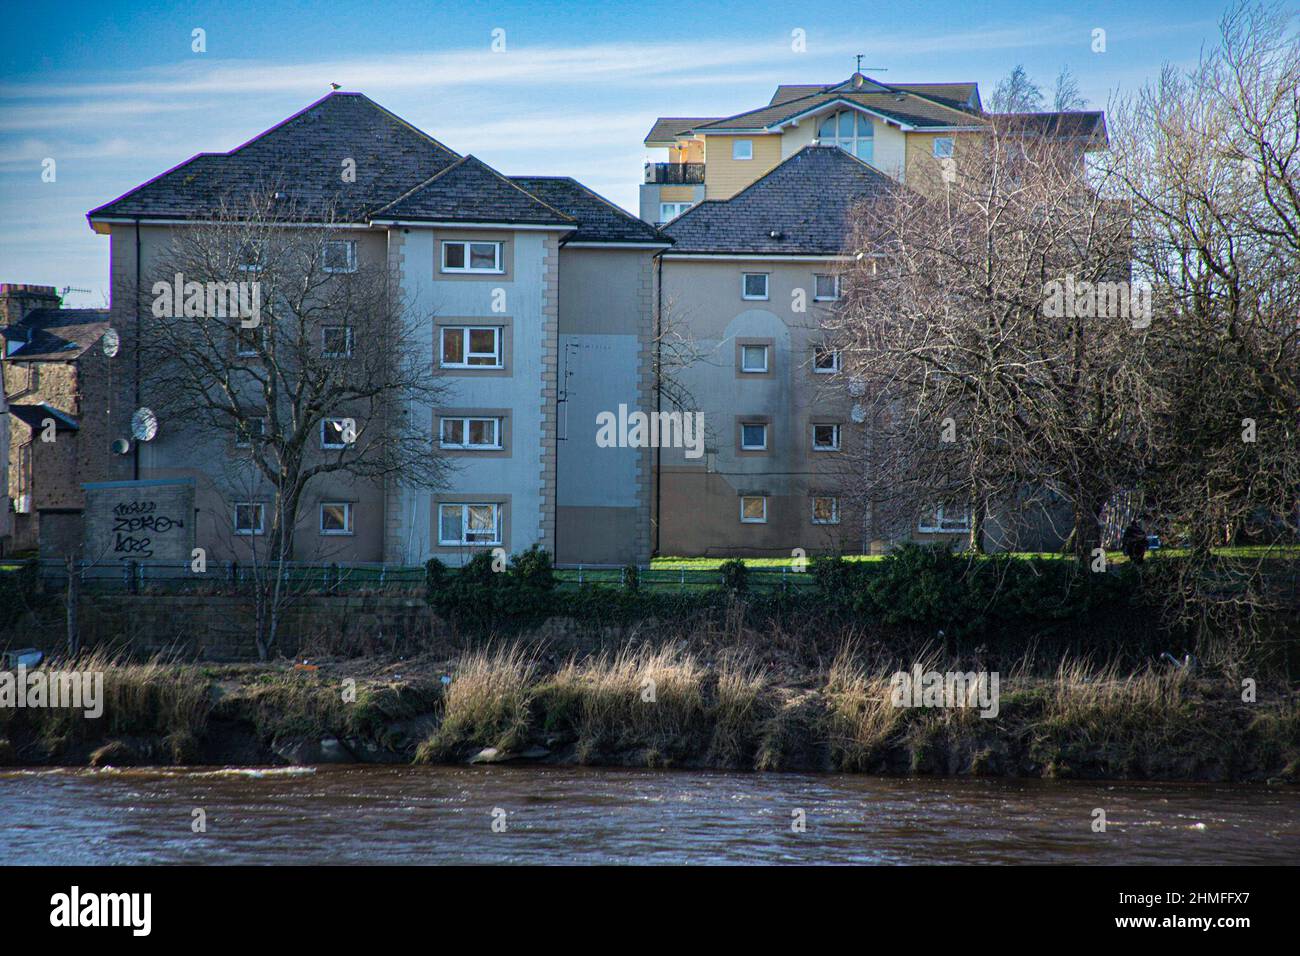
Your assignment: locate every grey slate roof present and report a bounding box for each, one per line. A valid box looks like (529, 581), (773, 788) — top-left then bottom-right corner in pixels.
(88, 92), (462, 222)
(372, 156), (574, 226)
(511, 177), (667, 244)
(994, 111), (1108, 142)
(644, 116), (722, 144)
(662, 145), (894, 255)
(2, 308), (111, 361)
(697, 87), (980, 131)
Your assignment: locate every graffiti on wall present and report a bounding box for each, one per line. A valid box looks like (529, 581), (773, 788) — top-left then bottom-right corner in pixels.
(110, 500), (185, 559)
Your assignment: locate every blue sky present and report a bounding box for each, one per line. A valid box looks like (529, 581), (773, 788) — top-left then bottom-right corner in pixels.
(1, 0), (1228, 306)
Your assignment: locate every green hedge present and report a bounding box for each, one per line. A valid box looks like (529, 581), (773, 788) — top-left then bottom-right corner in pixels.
(425, 543), (1155, 645)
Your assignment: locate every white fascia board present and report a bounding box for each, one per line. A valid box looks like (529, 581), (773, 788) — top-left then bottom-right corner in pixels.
(769, 98), (919, 132)
(88, 217), (374, 229)
(369, 220), (575, 231)
(661, 253), (854, 262)
(563, 242), (672, 249)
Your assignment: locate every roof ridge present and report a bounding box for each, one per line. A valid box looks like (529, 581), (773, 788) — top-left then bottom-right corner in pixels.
(369, 155), (471, 215)
(460, 157), (576, 223)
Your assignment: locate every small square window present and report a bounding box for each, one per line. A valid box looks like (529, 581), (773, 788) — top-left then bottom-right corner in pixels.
(235, 324), (263, 357)
(234, 502), (264, 535)
(440, 416), (502, 450)
(740, 496), (767, 523)
(659, 202), (692, 223)
(812, 496), (839, 524)
(740, 344), (769, 373)
(323, 240), (357, 273)
(919, 506), (971, 533)
(814, 274), (841, 301)
(320, 501), (353, 535)
(732, 139), (753, 160)
(813, 345), (841, 373)
(235, 416), (266, 448)
(322, 326), (353, 358)
(442, 241), (503, 274)
(812, 424), (840, 451)
(441, 327), (502, 368)
(933, 137), (955, 159)
(742, 273), (769, 300)
(740, 422), (767, 450)
(438, 503), (502, 546)
(322, 418), (353, 449)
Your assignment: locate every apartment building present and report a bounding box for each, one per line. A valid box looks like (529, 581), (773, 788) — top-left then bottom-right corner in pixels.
(76, 91), (663, 568)
(644, 73), (1106, 555)
(0, 284), (121, 556)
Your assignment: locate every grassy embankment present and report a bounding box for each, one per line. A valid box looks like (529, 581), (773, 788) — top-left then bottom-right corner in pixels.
(2, 644), (1296, 782)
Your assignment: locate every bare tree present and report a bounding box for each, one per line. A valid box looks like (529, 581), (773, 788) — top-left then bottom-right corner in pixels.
(989, 65), (1044, 113)
(830, 115), (1148, 557)
(133, 188), (450, 659)
(1101, 0), (1300, 638)
(1052, 65), (1088, 111)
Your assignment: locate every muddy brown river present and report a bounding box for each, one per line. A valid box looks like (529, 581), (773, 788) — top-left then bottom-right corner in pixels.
(0, 765), (1295, 865)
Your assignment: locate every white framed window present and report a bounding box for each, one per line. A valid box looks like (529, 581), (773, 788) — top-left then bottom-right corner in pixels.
(442, 241), (503, 274)
(320, 501), (353, 535)
(322, 325), (353, 358)
(742, 273), (769, 300)
(440, 416), (502, 450)
(812, 496), (840, 525)
(321, 417), (354, 449)
(440, 326), (503, 368)
(234, 416), (266, 448)
(234, 502), (264, 536)
(659, 202), (692, 223)
(323, 240), (357, 273)
(814, 274), (841, 301)
(812, 424), (841, 451)
(817, 110), (874, 163)
(813, 345), (841, 373)
(932, 137), (955, 159)
(732, 139), (753, 160)
(739, 344), (769, 373)
(740, 422), (768, 450)
(919, 506), (972, 533)
(236, 240), (263, 272)
(740, 496), (767, 523)
(438, 502), (502, 546)
(235, 323), (264, 357)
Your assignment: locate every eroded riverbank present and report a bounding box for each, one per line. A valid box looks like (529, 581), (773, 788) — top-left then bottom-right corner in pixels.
(2, 646), (1298, 783)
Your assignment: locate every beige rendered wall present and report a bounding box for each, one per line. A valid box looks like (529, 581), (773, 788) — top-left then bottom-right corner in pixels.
(657, 257), (864, 558)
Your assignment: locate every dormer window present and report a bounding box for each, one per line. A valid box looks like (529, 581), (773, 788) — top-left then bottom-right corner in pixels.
(818, 110), (874, 164)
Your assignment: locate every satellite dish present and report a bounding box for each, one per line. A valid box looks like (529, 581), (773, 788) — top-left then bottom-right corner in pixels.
(851, 404), (867, 423)
(102, 328), (120, 357)
(131, 407), (158, 442)
(111, 438), (131, 455)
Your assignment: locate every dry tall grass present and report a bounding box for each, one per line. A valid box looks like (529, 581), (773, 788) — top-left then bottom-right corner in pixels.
(415, 643), (536, 760)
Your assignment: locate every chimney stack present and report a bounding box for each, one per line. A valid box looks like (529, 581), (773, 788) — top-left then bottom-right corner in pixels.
(0, 283), (61, 327)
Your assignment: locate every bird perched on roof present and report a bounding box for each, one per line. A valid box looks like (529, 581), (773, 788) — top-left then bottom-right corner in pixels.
(330, 83), (342, 90)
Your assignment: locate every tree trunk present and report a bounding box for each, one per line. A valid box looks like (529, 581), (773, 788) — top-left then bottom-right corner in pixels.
(968, 497), (986, 554)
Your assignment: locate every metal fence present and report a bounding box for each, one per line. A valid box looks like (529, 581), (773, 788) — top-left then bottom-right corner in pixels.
(32, 559), (823, 596)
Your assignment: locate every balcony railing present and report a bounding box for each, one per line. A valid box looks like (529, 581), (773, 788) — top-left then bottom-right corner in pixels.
(645, 162), (705, 185)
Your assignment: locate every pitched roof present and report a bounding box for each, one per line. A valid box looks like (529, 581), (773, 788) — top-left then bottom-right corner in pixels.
(371, 155), (574, 226)
(88, 92), (461, 223)
(696, 86), (980, 132)
(644, 116), (722, 144)
(2, 308), (111, 361)
(510, 177), (667, 244)
(662, 145), (894, 255)
(993, 111), (1108, 143)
